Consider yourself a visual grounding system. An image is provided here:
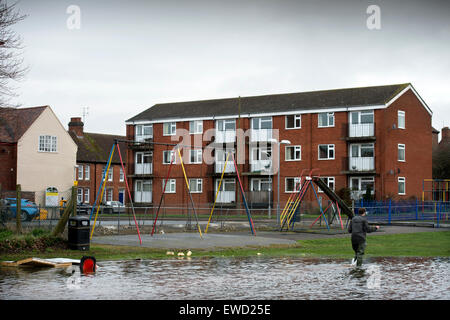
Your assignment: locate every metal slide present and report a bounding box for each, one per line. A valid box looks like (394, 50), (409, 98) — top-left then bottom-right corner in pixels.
(312, 177), (354, 219)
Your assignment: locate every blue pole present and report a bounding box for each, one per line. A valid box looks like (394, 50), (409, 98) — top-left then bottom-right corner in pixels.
(388, 199), (392, 225)
(311, 183), (330, 231)
(415, 199), (418, 221)
(437, 202), (440, 228)
(89, 144), (115, 220)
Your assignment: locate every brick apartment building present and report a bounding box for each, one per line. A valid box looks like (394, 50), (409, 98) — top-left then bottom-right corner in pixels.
(124, 83), (433, 209)
(68, 117), (128, 205)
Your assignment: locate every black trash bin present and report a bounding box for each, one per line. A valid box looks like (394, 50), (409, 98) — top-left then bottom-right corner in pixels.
(68, 216), (90, 251)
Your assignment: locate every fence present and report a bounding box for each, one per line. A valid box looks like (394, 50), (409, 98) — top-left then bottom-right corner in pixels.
(354, 199), (450, 226)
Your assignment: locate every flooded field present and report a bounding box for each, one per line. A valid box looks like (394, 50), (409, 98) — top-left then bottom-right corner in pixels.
(0, 257), (449, 300)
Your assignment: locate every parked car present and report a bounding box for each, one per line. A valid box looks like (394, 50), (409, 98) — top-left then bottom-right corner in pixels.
(77, 203), (93, 216)
(2, 198), (40, 221)
(104, 201), (125, 214)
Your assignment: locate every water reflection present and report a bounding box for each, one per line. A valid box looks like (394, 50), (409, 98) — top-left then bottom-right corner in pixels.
(0, 257), (448, 300)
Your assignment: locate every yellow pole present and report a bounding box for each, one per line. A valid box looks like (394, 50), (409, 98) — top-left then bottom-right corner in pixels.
(90, 145), (115, 240)
(177, 148), (203, 238)
(205, 152), (230, 233)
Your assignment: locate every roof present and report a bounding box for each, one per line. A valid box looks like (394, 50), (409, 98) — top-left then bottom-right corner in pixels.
(126, 83), (411, 123)
(68, 131), (127, 164)
(0, 106), (47, 143)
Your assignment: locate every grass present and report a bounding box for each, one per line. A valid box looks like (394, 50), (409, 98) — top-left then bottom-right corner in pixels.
(1, 229), (449, 262)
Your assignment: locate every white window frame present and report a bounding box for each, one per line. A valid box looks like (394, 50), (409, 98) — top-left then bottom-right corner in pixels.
(318, 112), (335, 128)
(108, 167), (113, 181)
(216, 119), (236, 131)
(350, 110), (374, 124)
(78, 165), (83, 180)
(398, 144), (405, 162)
(189, 178), (203, 193)
(285, 114), (301, 129)
(162, 179), (176, 193)
(216, 178), (236, 192)
(119, 167), (124, 182)
(285, 145), (301, 161)
(318, 144), (335, 160)
(77, 188), (83, 204)
(84, 188), (90, 203)
(106, 188), (113, 202)
(398, 177), (406, 195)
(251, 117), (272, 130)
(189, 120), (203, 134)
(250, 178), (272, 192)
(318, 177), (335, 193)
(189, 149), (202, 164)
(163, 122), (177, 136)
(38, 135), (57, 153)
(136, 124), (153, 139)
(84, 165), (90, 181)
(398, 110), (405, 129)
(163, 150), (175, 165)
(285, 177), (302, 193)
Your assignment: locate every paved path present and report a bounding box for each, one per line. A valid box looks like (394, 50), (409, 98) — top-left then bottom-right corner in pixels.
(91, 224), (448, 250)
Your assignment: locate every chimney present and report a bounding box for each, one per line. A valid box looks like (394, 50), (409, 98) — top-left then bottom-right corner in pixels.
(68, 117), (84, 137)
(442, 127), (450, 142)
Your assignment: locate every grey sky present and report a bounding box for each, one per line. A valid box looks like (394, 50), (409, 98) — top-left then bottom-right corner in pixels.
(10, 0), (450, 138)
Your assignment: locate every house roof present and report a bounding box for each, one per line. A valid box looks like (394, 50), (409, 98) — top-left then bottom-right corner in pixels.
(0, 106), (47, 143)
(68, 131), (127, 164)
(126, 83), (411, 123)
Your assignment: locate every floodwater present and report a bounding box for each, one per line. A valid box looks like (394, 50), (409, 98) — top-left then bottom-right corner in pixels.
(0, 257), (449, 300)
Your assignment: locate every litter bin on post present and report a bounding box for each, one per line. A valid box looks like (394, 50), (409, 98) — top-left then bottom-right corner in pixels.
(68, 216), (90, 251)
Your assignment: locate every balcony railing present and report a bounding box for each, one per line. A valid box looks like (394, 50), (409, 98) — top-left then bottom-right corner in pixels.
(215, 130), (236, 143)
(348, 157), (375, 172)
(215, 161), (235, 174)
(250, 129), (272, 142)
(349, 123), (375, 138)
(135, 134), (153, 142)
(246, 191), (273, 208)
(135, 163), (153, 175)
(216, 191), (235, 203)
(250, 160), (272, 173)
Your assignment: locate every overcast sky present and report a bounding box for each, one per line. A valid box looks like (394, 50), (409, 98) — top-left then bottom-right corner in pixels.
(10, 0), (450, 138)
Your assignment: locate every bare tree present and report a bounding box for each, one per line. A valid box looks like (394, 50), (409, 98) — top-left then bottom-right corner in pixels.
(0, 0), (27, 106)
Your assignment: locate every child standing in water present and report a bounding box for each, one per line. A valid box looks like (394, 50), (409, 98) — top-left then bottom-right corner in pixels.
(348, 208), (379, 266)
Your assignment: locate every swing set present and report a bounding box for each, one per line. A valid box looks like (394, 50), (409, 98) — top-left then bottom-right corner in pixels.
(279, 170), (354, 232)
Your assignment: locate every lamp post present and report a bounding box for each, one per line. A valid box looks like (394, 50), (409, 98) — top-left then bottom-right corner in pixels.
(270, 138), (291, 226)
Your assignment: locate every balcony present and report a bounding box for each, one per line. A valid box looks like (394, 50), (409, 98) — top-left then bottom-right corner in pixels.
(216, 191), (235, 204)
(346, 123), (375, 142)
(135, 163), (153, 175)
(246, 191), (273, 208)
(134, 191), (152, 203)
(215, 130), (236, 144)
(343, 157), (375, 174)
(250, 160), (272, 173)
(250, 129), (272, 142)
(215, 161), (235, 174)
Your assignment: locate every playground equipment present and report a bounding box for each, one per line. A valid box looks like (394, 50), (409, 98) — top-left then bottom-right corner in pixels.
(423, 179), (450, 202)
(279, 170), (354, 232)
(205, 150), (256, 235)
(89, 141), (142, 245)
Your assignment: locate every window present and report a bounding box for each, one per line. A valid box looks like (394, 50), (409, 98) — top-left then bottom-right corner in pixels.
(252, 117), (272, 130)
(136, 124), (153, 139)
(318, 144), (335, 160)
(398, 111), (405, 129)
(77, 188), (83, 204)
(350, 177), (375, 194)
(119, 167), (124, 182)
(135, 180), (152, 203)
(84, 165), (90, 180)
(38, 135), (57, 152)
(84, 188), (89, 203)
(189, 149), (202, 164)
(163, 122), (176, 136)
(189, 179), (203, 193)
(398, 177), (406, 195)
(78, 165), (83, 180)
(162, 179), (176, 193)
(318, 177), (335, 193)
(286, 115), (301, 129)
(108, 167), (113, 181)
(251, 178), (272, 191)
(285, 145), (301, 161)
(351, 143), (374, 157)
(189, 120), (203, 134)
(398, 144), (405, 162)
(217, 179), (236, 192)
(106, 188), (113, 202)
(285, 177), (301, 193)
(163, 150), (175, 164)
(217, 119), (236, 131)
(350, 110), (374, 124)
(318, 112), (334, 127)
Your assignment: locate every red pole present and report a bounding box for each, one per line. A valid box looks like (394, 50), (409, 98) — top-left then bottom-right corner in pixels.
(116, 142), (142, 245)
(151, 149), (176, 236)
(310, 201), (333, 228)
(335, 201), (344, 230)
